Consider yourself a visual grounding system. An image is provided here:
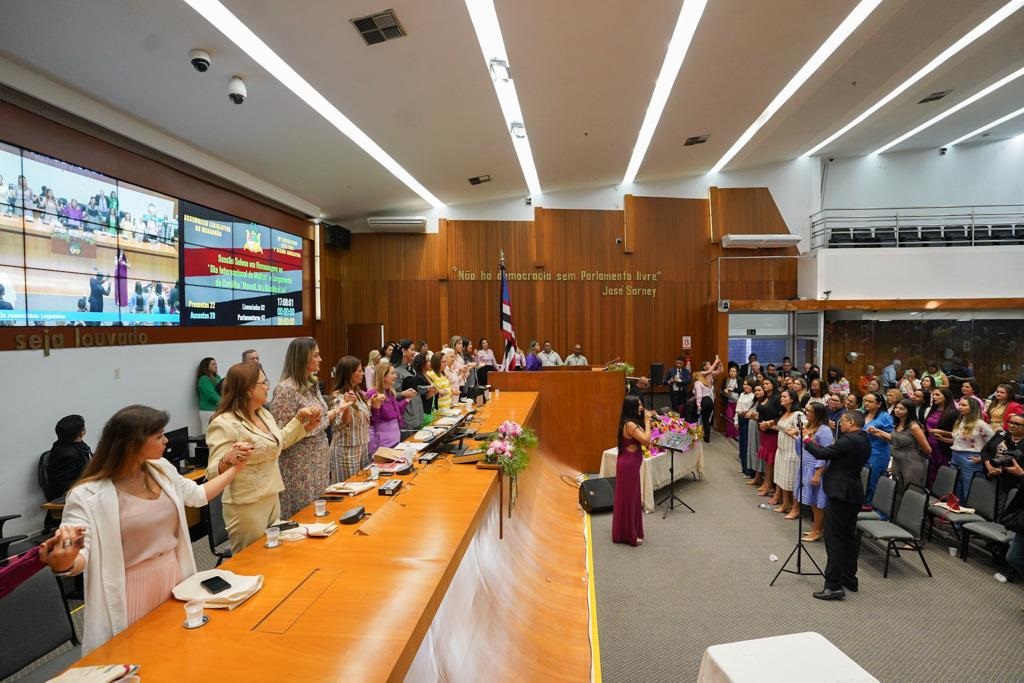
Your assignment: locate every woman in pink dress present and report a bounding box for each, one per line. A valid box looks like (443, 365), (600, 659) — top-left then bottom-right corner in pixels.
(37, 405), (250, 654)
(612, 394), (652, 546)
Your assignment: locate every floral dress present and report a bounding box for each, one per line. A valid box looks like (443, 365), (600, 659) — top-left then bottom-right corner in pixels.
(328, 392), (371, 482)
(270, 378), (329, 519)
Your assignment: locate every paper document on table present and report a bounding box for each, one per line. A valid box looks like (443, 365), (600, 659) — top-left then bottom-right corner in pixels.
(373, 447), (407, 461)
(326, 481), (375, 496)
(48, 664), (140, 682)
(403, 442), (428, 451)
(434, 417), (459, 427)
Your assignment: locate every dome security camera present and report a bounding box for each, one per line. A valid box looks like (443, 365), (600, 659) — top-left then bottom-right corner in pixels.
(228, 76), (247, 105)
(615, 237), (624, 245)
(189, 49), (211, 73)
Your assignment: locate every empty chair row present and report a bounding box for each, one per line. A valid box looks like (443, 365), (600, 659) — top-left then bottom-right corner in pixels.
(825, 223), (1024, 248)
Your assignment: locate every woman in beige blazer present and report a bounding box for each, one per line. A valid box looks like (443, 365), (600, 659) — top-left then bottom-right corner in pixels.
(206, 361), (321, 553)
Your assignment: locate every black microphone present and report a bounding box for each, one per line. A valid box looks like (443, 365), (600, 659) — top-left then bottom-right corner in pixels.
(796, 412), (804, 428)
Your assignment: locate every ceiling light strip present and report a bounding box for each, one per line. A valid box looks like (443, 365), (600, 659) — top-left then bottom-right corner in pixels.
(621, 0), (708, 185)
(709, 0), (883, 173)
(464, 0), (541, 196)
(803, 0), (1024, 157)
(181, 0), (445, 209)
(945, 104), (1024, 146)
(872, 65), (1024, 154)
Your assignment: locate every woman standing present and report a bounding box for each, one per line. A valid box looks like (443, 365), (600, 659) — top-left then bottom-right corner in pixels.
(694, 355), (723, 443)
(270, 338), (333, 519)
(41, 405), (248, 654)
(756, 378), (781, 501)
(794, 402), (831, 541)
(722, 364), (740, 440)
(207, 363), (321, 552)
(773, 389), (802, 519)
(444, 347), (468, 398)
(924, 388), (958, 488)
(919, 374), (936, 396)
(899, 369), (921, 397)
(735, 379), (756, 476)
(948, 397), (996, 502)
(862, 392), (894, 505)
(885, 389), (903, 418)
(114, 248), (129, 310)
(365, 349), (381, 390)
(427, 353), (453, 410)
(986, 383), (1024, 432)
(826, 367), (851, 397)
(475, 338), (498, 386)
(196, 357), (221, 433)
(611, 395), (651, 546)
(887, 399), (931, 495)
(806, 378), (827, 407)
(328, 356), (371, 482)
(744, 384), (765, 486)
(367, 363), (416, 455)
(792, 378), (811, 408)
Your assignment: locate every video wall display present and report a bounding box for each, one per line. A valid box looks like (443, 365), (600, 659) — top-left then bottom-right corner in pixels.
(181, 201), (303, 326)
(0, 141), (303, 327)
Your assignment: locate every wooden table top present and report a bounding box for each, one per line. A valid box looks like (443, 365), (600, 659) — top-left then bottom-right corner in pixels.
(71, 393), (539, 682)
(41, 469), (207, 511)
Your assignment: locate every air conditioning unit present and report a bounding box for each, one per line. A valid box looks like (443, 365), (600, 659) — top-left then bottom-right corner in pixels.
(365, 216), (428, 232)
(721, 233), (802, 249)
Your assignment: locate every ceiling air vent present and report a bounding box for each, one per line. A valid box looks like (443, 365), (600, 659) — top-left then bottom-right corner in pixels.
(918, 89), (952, 104)
(468, 174), (491, 186)
(351, 10), (406, 46)
(684, 134), (710, 146)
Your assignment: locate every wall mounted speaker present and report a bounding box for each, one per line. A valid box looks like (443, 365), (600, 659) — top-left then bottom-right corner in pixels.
(324, 223), (351, 249)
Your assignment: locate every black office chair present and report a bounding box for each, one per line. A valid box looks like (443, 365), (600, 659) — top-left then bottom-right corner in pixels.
(201, 492), (232, 567)
(0, 560), (80, 679)
(0, 515), (28, 564)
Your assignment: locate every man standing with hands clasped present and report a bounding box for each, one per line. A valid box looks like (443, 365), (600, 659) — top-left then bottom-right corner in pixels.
(802, 409), (871, 600)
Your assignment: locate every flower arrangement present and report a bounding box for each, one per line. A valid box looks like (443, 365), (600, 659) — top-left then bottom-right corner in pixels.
(606, 361), (635, 375)
(642, 412), (702, 458)
(485, 420), (537, 478)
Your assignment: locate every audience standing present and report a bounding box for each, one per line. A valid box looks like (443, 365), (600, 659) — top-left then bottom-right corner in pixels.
(948, 396), (995, 502)
(794, 402), (832, 542)
(196, 357), (221, 433)
(328, 356), (371, 482)
(862, 392), (894, 505)
(367, 362), (416, 455)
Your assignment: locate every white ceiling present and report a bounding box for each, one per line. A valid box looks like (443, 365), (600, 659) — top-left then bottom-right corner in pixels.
(2, 0), (1023, 221)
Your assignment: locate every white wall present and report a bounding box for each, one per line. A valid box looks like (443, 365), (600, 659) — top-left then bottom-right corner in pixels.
(0, 337), (295, 538)
(823, 136), (1024, 209)
(809, 245), (1024, 300)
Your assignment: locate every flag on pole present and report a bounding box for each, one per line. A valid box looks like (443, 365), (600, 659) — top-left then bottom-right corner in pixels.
(499, 251), (517, 370)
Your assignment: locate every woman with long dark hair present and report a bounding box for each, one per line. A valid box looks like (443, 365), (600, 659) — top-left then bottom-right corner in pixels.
(328, 356), (371, 482)
(862, 392), (894, 504)
(735, 379), (757, 476)
(693, 356), (723, 442)
(872, 399), (931, 495)
(792, 402), (832, 541)
(924, 388), (958, 488)
(772, 389), (802, 518)
(826, 366), (850, 396)
(985, 383), (1024, 432)
(722, 364), (741, 440)
(40, 405), (248, 653)
(756, 378), (781, 501)
(196, 356), (221, 433)
(744, 384), (765, 487)
(611, 394), (651, 546)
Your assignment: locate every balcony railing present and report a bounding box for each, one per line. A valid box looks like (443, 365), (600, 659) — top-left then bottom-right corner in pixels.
(809, 204), (1024, 249)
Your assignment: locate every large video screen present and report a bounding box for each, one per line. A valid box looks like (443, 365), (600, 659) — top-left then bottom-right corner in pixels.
(0, 141), (304, 328)
(181, 201), (303, 326)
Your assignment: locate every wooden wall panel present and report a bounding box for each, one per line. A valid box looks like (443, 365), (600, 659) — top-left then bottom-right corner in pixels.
(317, 189), (799, 442)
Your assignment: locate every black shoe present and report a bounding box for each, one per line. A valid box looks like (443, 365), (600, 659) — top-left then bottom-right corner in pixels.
(813, 588), (846, 601)
(843, 582), (859, 593)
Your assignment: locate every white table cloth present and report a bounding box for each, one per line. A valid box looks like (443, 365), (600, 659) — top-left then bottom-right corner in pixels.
(599, 441), (704, 513)
(696, 632), (878, 683)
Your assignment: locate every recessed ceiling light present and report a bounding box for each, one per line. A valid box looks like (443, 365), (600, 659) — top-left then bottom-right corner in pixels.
(622, 0), (708, 185)
(918, 89), (953, 104)
(684, 135), (709, 146)
(804, 0), (1024, 157)
(872, 64), (1024, 154)
(182, 0), (444, 209)
(465, 0), (542, 196)
(945, 104), (1024, 147)
(709, 0), (883, 174)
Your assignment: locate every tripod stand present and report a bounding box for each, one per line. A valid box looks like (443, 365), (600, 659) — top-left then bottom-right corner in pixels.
(655, 434), (696, 517)
(771, 412), (823, 585)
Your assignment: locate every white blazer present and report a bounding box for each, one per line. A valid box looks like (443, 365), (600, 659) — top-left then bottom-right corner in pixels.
(62, 458), (208, 654)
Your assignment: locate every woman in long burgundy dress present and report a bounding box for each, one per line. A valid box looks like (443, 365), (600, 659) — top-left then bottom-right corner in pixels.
(612, 394), (652, 546)
(114, 248), (129, 310)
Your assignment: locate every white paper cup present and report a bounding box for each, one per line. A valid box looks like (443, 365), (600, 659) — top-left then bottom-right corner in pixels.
(948, 546), (957, 557)
(494, 389), (500, 399)
(314, 499), (327, 516)
(184, 600), (205, 628)
(265, 526), (281, 548)
(369, 465), (380, 481)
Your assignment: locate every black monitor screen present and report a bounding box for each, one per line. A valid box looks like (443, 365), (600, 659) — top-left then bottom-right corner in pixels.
(164, 426), (188, 463)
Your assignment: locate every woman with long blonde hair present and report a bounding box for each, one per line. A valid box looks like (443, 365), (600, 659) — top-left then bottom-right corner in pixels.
(365, 349), (381, 390)
(948, 396), (995, 501)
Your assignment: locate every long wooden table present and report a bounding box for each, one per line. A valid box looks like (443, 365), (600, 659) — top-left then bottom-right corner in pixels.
(71, 393), (539, 681)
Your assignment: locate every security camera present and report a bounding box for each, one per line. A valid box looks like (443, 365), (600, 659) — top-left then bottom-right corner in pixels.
(615, 237), (624, 245)
(189, 49), (211, 73)
(228, 77), (247, 104)
(827, 157), (835, 163)
(939, 147), (948, 156)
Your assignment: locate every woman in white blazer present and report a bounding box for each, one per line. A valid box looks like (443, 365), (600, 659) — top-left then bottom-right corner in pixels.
(39, 405), (250, 654)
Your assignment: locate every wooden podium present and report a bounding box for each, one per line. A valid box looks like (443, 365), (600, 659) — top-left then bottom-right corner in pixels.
(488, 368), (624, 472)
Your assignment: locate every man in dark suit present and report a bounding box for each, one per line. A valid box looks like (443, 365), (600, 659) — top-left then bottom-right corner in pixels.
(739, 353), (757, 379)
(803, 409), (871, 600)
